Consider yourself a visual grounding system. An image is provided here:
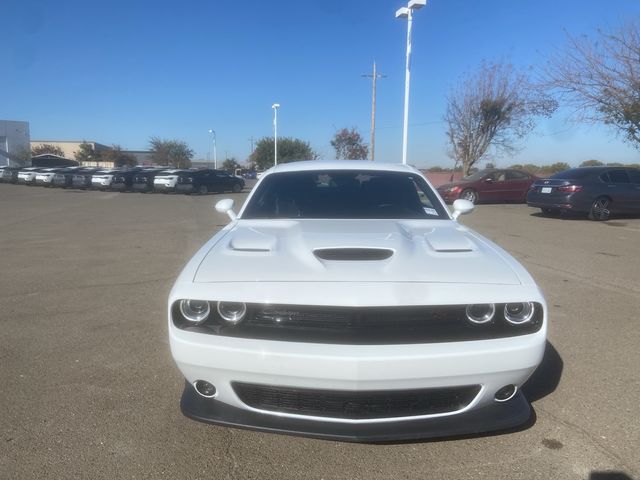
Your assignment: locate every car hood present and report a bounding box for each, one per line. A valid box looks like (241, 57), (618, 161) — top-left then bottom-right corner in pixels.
(193, 219), (522, 285)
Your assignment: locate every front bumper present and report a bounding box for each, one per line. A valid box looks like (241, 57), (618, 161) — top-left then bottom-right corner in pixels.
(170, 322), (545, 439)
(180, 381), (532, 442)
(437, 190), (459, 203)
(154, 183), (176, 192)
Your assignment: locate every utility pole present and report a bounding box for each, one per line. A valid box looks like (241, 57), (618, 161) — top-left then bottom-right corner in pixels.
(248, 137), (255, 154)
(361, 61), (386, 161)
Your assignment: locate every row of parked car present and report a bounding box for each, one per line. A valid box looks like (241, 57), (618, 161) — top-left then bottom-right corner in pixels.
(436, 166), (640, 221)
(0, 166), (245, 194)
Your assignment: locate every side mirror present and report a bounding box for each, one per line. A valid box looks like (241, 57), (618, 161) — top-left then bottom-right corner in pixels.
(215, 198), (237, 221)
(451, 199), (474, 220)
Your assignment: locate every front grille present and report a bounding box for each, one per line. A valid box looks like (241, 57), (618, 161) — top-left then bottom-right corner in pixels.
(173, 303), (544, 344)
(233, 382), (481, 419)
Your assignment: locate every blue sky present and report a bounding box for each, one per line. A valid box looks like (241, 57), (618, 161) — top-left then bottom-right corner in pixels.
(4, 0), (640, 167)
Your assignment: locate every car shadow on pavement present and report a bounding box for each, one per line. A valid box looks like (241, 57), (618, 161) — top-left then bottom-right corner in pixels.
(589, 472), (636, 480)
(374, 341), (563, 446)
(521, 340), (563, 402)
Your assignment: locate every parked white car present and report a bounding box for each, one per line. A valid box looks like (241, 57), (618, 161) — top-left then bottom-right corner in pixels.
(91, 169), (120, 189)
(35, 168), (67, 186)
(168, 161), (547, 441)
(153, 169), (187, 192)
(17, 167), (43, 184)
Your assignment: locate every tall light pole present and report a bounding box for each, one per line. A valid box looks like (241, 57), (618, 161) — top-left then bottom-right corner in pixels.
(208, 129), (217, 169)
(361, 61), (386, 161)
(396, 0), (427, 165)
(272, 103), (280, 165)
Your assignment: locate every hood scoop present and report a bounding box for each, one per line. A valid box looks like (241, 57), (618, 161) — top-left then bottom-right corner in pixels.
(424, 229), (475, 252)
(314, 248), (394, 261)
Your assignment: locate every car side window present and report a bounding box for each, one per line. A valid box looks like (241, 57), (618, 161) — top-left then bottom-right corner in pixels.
(505, 170), (528, 180)
(607, 170), (629, 183)
(626, 169), (640, 184)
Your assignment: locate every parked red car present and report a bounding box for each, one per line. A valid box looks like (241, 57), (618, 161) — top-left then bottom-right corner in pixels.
(436, 169), (537, 204)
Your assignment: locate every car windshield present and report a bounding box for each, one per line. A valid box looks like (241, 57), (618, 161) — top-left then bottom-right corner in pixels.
(242, 170), (448, 219)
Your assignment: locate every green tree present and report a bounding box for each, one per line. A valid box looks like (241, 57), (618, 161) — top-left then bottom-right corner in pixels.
(149, 137), (193, 168)
(445, 61), (556, 175)
(522, 164), (541, 174)
(101, 145), (138, 167)
(221, 157), (241, 173)
(32, 143), (65, 157)
(579, 159), (604, 167)
(606, 162), (624, 166)
(427, 166), (447, 172)
(249, 137), (316, 170)
(543, 162), (570, 173)
(74, 142), (96, 163)
(330, 128), (368, 160)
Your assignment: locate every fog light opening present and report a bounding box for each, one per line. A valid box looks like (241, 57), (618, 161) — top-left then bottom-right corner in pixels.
(194, 380), (217, 398)
(494, 384), (517, 402)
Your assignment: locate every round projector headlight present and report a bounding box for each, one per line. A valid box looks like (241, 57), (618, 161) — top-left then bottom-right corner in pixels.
(466, 303), (495, 324)
(179, 299), (210, 323)
(504, 302), (534, 324)
(217, 301), (247, 324)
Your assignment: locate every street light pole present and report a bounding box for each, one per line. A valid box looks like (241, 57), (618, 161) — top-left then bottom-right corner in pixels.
(396, 0), (427, 165)
(209, 129), (217, 170)
(272, 103), (280, 165)
(362, 61), (386, 161)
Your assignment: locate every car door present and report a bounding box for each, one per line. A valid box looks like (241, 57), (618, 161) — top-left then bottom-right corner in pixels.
(604, 169), (633, 212)
(504, 170), (533, 202)
(213, 170), (233, 192)
(479, 171), (509, 202)
(625, 168), (640, 212)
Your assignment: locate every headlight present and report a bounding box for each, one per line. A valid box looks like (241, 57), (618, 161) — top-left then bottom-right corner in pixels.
(179, 299), (210, 323)
(465, 303), (495, 324)
(217, 301), (247, 324)
(504, 302), (535, 324)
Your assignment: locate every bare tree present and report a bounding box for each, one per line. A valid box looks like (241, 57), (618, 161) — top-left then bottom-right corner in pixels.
(545, 21), (640, 149)
(445, 61), (556, 175)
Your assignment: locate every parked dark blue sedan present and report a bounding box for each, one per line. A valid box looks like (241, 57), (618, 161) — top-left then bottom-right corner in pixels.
(527, 167), (640, 220)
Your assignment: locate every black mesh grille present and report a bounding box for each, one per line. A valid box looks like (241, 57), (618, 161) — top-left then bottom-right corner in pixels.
(233, 383), (481, 419)
(172, 303), (544, 344)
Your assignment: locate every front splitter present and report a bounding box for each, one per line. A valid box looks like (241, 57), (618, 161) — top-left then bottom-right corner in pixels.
(180, 383), (532, 443)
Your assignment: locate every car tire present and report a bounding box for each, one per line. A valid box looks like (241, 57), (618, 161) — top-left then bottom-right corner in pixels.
(461, 189), (478, 204)
(588, 196), (611, 221)
(232, 183), (242, 193)
(198, 185), (208, 195)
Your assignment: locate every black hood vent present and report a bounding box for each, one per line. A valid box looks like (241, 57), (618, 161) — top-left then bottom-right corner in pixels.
(314, 248), (394, 261)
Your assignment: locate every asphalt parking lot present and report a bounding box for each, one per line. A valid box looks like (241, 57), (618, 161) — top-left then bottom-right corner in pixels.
(1, 183), (639, 480)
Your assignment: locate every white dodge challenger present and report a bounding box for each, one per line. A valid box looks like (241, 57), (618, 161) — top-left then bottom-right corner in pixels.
(168, 161), (547, 441)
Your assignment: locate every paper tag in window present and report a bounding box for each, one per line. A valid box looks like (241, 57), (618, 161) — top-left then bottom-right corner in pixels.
(423, 207), (438, 216)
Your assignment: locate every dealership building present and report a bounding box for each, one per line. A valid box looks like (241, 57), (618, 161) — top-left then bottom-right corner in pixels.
(0, 120), (30, 166)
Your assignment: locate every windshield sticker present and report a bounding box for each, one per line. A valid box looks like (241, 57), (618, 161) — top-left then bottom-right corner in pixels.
(423, 207), (438, 216)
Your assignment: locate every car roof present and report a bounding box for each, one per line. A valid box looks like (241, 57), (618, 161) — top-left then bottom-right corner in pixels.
(264, 160), (419, 175)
